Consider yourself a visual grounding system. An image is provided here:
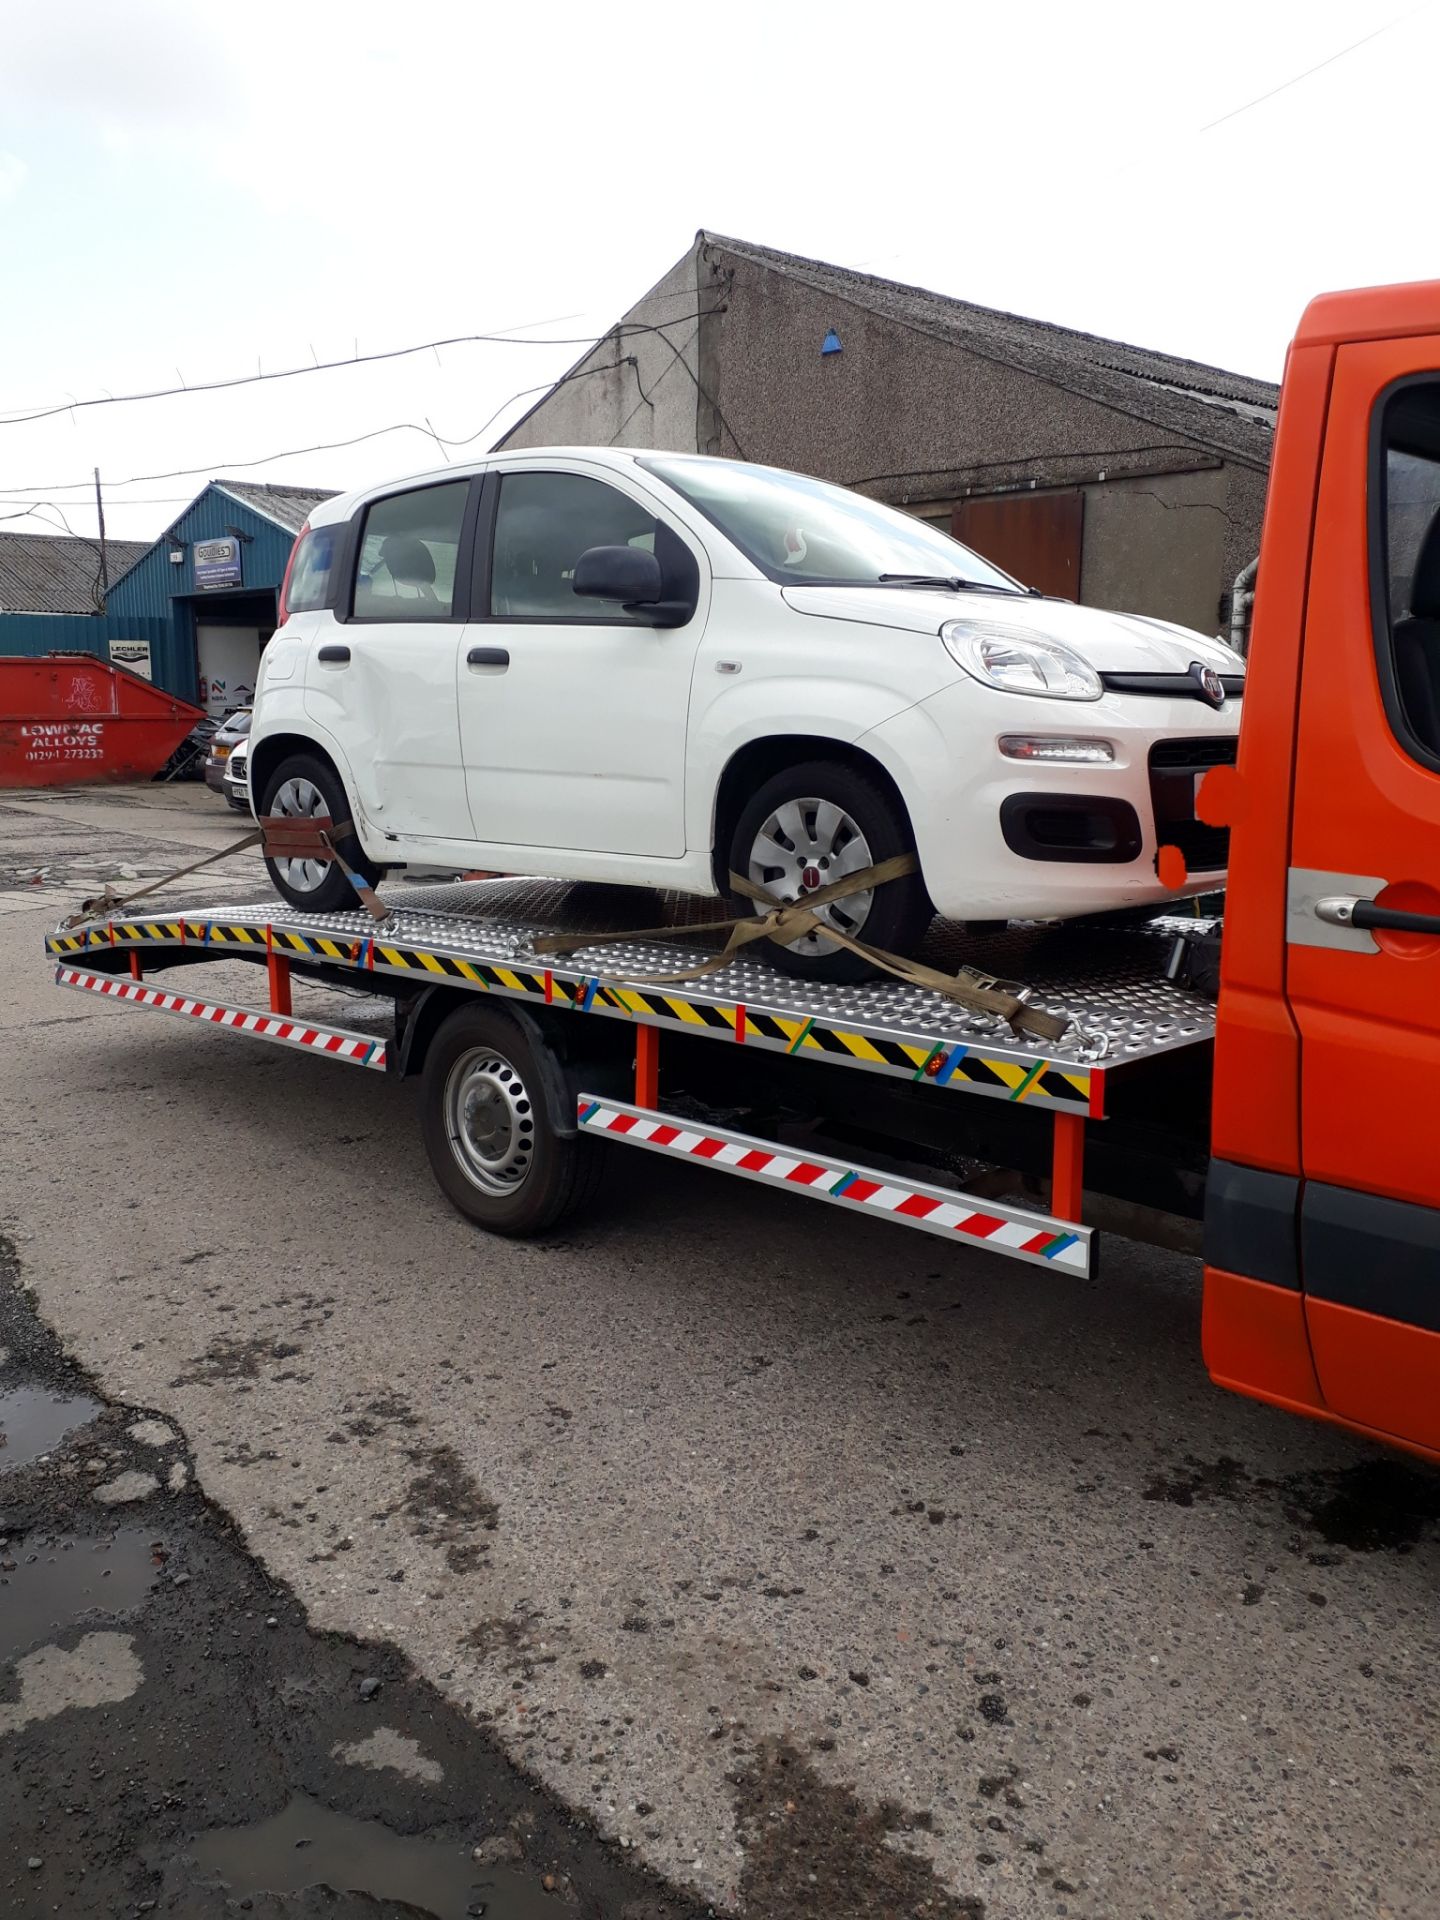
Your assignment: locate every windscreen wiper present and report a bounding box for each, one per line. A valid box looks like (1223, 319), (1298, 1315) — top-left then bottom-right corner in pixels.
(877, 573), (1036, 595)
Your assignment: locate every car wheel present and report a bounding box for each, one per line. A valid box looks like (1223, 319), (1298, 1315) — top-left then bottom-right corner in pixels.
(419, 1004), (602, 1235)
(259, 752), (380, 915)
(729, 758), (930, 982)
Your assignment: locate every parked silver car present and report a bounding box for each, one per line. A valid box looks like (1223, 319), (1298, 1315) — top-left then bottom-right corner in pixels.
(203, 708), (251, 798)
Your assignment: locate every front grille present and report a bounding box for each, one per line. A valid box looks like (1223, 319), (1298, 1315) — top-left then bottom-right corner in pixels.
(1102, 671), (1245, 702)
(1160, 821), (1230, 871)
(1148, 737), (1238, 873)
(1149, 736), (1239, 771)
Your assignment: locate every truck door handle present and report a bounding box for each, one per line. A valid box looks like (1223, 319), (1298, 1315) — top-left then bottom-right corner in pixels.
(317, 644), (350, 664)
(1316, 895), (1440, 936)
(466, 646), (510, 670)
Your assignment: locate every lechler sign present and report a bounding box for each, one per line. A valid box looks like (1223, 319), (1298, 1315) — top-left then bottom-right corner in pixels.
(194, 535), (242, 591)
(109, 637), (153, 680)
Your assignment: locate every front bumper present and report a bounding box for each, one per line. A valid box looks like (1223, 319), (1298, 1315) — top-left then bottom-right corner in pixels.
(861, 680), (1242, 921)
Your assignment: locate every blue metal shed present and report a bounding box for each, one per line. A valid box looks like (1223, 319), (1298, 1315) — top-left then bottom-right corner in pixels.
(0, 479), (334, 713)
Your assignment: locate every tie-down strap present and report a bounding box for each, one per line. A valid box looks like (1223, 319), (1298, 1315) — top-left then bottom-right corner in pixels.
(62, 816), (389, 928)
(530, 853), (1070, 1044)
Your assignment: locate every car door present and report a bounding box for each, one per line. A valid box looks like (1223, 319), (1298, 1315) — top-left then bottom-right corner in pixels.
(1285, 341), (1440, 1451)
(458, 465), (707, 856)
(304, 477), (477, 842)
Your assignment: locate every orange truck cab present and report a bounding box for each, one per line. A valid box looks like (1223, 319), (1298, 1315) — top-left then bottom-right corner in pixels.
(1202, 280), (1440, 1464)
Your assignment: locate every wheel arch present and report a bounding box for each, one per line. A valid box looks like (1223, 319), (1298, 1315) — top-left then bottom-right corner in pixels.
(710, 733), (917, 891)
(396, 986), (631, 1126)
(248, 729), (348, 813)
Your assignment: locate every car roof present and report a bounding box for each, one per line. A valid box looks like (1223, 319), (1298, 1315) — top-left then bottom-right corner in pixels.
(303, 446), (808, 527)
(307, 445), (671, 526)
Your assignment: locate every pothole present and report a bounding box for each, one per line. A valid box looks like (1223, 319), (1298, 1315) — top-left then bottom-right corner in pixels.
(189, 1792), (556, 1918)
(0, 1386), (101, 1471)
(1, 1528), (162, 1661)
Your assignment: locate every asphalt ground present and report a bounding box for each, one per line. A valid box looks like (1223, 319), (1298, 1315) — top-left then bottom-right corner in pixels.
(3, 782), (1439, 1919)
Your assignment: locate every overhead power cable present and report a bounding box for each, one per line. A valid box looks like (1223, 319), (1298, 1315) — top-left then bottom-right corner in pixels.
(0, 309), (725, 430)
(0, 323), (747, 500)
(0, 362), (628, 499)
(1196, 3), (1429, 134)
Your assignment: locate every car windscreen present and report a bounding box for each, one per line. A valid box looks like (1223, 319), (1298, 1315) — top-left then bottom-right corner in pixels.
(641, 456), (1022, 590)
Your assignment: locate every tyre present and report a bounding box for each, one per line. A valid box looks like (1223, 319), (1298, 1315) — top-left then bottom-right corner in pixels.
(419, 1004), (602, 1236)
(728, 758), (930, 982)
(259, 752), (380, 915)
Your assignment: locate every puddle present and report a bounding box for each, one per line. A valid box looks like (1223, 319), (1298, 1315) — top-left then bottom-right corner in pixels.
(0, 1386), (101, 1470)
(1, 1529), (161, 1661)
(190, 1793), (555, 1918)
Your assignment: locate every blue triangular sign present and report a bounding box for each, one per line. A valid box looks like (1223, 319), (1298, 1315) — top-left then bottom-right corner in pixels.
(821, 329), (842, 355)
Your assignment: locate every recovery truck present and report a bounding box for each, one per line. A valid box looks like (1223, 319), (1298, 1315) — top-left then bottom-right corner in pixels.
(44, 279), (1440, 1467)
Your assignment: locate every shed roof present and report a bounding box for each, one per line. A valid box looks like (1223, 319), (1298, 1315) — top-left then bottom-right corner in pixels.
(212, 481), (338, 533)
(703, 233), (1279, 469)
(0, 531), (150, 615)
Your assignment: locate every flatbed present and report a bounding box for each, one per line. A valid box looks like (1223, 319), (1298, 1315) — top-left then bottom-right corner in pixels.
(47, 878), (1218, 1281)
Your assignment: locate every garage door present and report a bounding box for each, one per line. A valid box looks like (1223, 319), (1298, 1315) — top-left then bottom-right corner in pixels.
(953, 491), (1084, 599)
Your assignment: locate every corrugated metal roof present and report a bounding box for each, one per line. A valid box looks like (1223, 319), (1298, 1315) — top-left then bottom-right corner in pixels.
(211, 481), (338, 533)
(0, 532), (150, 615)
(702, 233), (1279, 469)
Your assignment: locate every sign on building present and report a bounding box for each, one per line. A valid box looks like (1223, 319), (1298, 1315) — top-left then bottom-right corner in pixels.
(108, 637), (153, 680)
(194, 535), (242, 591)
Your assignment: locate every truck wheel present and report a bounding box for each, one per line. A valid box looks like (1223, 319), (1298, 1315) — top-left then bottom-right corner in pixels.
(260, 752), (380, 915)
(729, 759), (930, 982)
(419, 1004), (600, 1236)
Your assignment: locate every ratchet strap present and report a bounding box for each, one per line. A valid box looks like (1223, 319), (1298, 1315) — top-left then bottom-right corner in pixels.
(62, 816), (390, 928)
(64, 829), (263, 928)
(531, 853), (1070, 1044)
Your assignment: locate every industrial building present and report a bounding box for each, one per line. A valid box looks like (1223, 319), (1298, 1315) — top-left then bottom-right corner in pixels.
(500, 233), (1278, 636)
(0, 480), (332, 715)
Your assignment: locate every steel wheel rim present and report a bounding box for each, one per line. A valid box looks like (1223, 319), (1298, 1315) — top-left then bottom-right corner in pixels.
(268, 775), (329, 894)
(444, 1046), (536, 1196)
(747, 795), (875, 956)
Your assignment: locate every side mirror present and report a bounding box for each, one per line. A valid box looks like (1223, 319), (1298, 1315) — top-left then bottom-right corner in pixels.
(573, 545), (663, 605)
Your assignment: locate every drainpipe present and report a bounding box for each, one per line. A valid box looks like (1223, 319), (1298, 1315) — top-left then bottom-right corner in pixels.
(1229, 556), (1259, 657)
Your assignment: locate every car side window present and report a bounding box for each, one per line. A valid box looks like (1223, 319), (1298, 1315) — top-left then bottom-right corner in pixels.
(352, 482), (469, 621)
(490, 471), (665, 621)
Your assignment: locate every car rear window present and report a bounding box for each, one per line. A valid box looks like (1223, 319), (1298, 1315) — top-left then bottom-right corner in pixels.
(285, 525), (339, 614)
(353, 483), (469, 621)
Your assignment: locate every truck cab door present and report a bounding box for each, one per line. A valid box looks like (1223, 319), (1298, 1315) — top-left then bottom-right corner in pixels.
(1287, 339), (1440, 1453)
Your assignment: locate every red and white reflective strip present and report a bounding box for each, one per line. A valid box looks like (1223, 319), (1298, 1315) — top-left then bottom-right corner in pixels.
(55, 964), (386, 1070)
(577, 1096), (1091, 1276)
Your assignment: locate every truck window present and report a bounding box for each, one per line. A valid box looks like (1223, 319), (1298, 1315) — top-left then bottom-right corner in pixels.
(1376, 380), (1440, 760)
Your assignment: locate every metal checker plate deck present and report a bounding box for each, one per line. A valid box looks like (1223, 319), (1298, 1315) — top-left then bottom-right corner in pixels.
(47, 878), (1216, 1115)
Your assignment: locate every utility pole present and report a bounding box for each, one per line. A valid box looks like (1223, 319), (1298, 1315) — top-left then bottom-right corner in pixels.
(93, 467), (108, 611)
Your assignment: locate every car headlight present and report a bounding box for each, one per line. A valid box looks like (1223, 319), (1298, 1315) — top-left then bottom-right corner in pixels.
(942, 620), (1102, 701)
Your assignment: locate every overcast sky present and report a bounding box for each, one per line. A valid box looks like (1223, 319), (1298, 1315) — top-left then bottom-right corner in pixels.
(0, 0), (1433, 541)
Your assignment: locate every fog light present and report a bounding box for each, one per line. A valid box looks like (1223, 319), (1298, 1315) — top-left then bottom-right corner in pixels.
(998, 735), (1116, 764)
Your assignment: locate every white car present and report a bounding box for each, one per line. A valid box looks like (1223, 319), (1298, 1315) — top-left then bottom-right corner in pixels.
(221, 735), (250, 813)
(251, 449), (1242, 980)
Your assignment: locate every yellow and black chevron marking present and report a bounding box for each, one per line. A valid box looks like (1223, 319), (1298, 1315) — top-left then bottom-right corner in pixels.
(47, 917), (1092, 1111)
(48, 919), (185, 955)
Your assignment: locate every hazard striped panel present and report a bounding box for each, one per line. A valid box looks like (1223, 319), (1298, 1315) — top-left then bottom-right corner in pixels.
(54, 964), (387, 1070)
(576, 1095), (1092, 1276)
(45, 915), (1096, 1114)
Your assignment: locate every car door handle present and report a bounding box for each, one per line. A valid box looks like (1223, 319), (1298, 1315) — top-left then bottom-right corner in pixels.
(1315, 895), (1440, 936)
(317, 644), (350, 664)
(466, 646), (510, 670)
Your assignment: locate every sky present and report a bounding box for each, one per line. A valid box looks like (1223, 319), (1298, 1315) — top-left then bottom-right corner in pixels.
(0, 0), (1434, 543)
